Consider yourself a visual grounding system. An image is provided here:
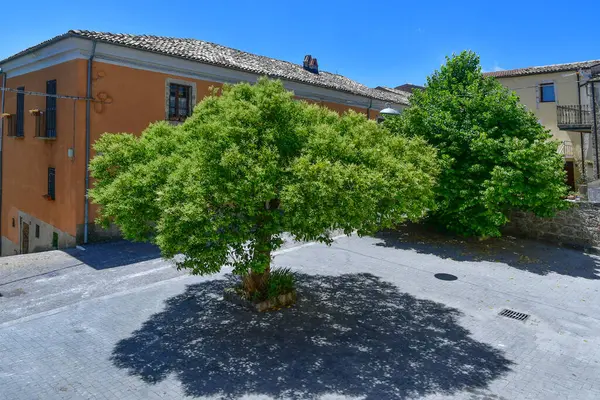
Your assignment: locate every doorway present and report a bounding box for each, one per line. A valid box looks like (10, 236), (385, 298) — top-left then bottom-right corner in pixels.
(564, 161), (575, 191)
(21, 221), (30, 254)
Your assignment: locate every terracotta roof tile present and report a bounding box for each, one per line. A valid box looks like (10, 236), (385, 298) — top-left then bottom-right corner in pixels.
(394, 83), (424, 93)
(374, 86), (411, 103)
(0, 30), (408, 105)
(483, 60), (600, 78)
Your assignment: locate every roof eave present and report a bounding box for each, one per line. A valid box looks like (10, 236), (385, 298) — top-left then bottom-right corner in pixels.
(0, 32), (78, 66)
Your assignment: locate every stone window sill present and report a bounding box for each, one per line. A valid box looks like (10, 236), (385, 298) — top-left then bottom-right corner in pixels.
(35, 136), (57, 141)
(167, 120), (185, 126)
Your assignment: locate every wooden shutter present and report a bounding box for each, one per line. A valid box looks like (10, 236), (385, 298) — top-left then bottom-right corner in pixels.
(16, 87), (24, 137)
(46, 80), (57, 138)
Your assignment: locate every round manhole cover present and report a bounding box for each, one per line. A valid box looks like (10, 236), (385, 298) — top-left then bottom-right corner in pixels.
(435, 273), (458, 281)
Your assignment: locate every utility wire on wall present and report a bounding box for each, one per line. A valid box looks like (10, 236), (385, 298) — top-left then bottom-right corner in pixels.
(0, 87), (92, 101)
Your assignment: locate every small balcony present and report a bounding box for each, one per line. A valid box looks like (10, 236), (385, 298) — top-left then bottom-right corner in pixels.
(30, 109), (56, 140)
(556, 105), (592, 132)
(558, 140), (574, 158)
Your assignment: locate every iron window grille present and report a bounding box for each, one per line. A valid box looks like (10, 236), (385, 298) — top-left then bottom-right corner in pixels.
(3, 114), (18, 137)
(47, 167), (56, 200)
(33, 110), (47, 138)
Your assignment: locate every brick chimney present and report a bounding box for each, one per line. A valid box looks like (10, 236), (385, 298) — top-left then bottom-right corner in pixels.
(303, 55), (319, 74)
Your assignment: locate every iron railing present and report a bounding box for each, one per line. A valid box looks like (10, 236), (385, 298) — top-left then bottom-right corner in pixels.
(556, 104), (592, 128)
(2, 114), (18, 137)
(558, 140), (574, 158)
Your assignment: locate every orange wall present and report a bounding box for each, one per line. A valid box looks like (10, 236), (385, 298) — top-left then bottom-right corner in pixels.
(86, 62), (227, 221)
(3, 59), (375, 244)
(2, 59), (88, 242)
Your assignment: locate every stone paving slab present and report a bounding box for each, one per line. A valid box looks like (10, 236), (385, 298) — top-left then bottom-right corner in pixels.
(0, 234), (599, 399)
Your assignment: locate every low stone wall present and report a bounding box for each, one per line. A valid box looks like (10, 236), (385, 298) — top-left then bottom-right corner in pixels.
(502, 201), (600, 251)
(76, 222), (122, 244)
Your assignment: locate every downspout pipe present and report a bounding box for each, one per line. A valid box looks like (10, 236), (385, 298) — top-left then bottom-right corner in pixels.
(576, 72), (585, 180)
(592, 81), (600, 180)
(84, 41), (97, 244)
(366, 98), (372, 119)
(0, 70), (6, 255)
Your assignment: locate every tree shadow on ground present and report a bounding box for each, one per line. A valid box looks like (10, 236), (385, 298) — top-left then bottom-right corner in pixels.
(64, 240), (161, 270)
(375, 224), (600, 280)
(111, 273), (512, 399)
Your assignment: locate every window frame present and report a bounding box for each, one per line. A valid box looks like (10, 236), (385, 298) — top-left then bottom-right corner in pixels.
(164, 78), (196, 123)
(540, 83), (555, 103)
(168, 83), (191, 121)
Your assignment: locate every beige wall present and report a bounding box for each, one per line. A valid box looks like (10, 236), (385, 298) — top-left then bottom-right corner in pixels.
(496, 71), (592, 182)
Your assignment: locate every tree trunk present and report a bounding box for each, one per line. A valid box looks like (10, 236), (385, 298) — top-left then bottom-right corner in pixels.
(242, 264), (270, 295)
(241, 233), (272, 296)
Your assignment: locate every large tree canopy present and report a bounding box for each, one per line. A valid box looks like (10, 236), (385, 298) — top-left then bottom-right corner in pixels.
(90, 78), (439, 282)
(385, 51), (569, 237)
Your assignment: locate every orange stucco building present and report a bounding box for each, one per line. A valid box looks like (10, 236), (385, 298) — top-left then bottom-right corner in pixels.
(0, 30), (408, 255)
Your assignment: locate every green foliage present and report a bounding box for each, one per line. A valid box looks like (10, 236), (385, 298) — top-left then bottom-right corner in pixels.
(266, 268), (296, 299)
(90, 78), (439, 276)
(385, 51), (569, 237)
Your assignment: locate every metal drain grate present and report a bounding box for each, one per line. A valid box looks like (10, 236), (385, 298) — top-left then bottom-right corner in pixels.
(499, 309), (530, 322)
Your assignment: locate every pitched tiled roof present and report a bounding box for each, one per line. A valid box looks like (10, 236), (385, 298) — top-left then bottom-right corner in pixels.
(374, 86), (411, 103)
(394, 83), (424, 93)
(483, 60), (600, 78)
(0, 30), (408, 105)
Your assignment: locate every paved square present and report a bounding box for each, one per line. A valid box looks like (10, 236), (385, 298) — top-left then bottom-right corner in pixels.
(1, 232), (599, 399)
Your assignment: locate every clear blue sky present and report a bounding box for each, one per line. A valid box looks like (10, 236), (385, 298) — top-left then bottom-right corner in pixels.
(1, 0), (598, 87)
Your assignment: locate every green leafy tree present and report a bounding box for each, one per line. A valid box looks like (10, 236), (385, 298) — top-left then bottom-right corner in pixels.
(90, 78), (438, 293)
(385, 51), (569, 237)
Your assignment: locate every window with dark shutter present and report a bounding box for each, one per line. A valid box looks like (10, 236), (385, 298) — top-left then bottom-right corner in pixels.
(168, 84), (191, 121)
(46, 80), (57, 138)
(47, 167), (56, 200)
(16, 87), (25, 137)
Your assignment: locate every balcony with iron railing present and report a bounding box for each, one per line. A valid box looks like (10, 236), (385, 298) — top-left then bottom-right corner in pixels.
(556, 104), (593, 132)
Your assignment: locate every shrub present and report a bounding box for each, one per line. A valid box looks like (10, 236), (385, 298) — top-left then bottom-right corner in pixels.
(386, 51), (569, 237)
(266, 268), (296, 300)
